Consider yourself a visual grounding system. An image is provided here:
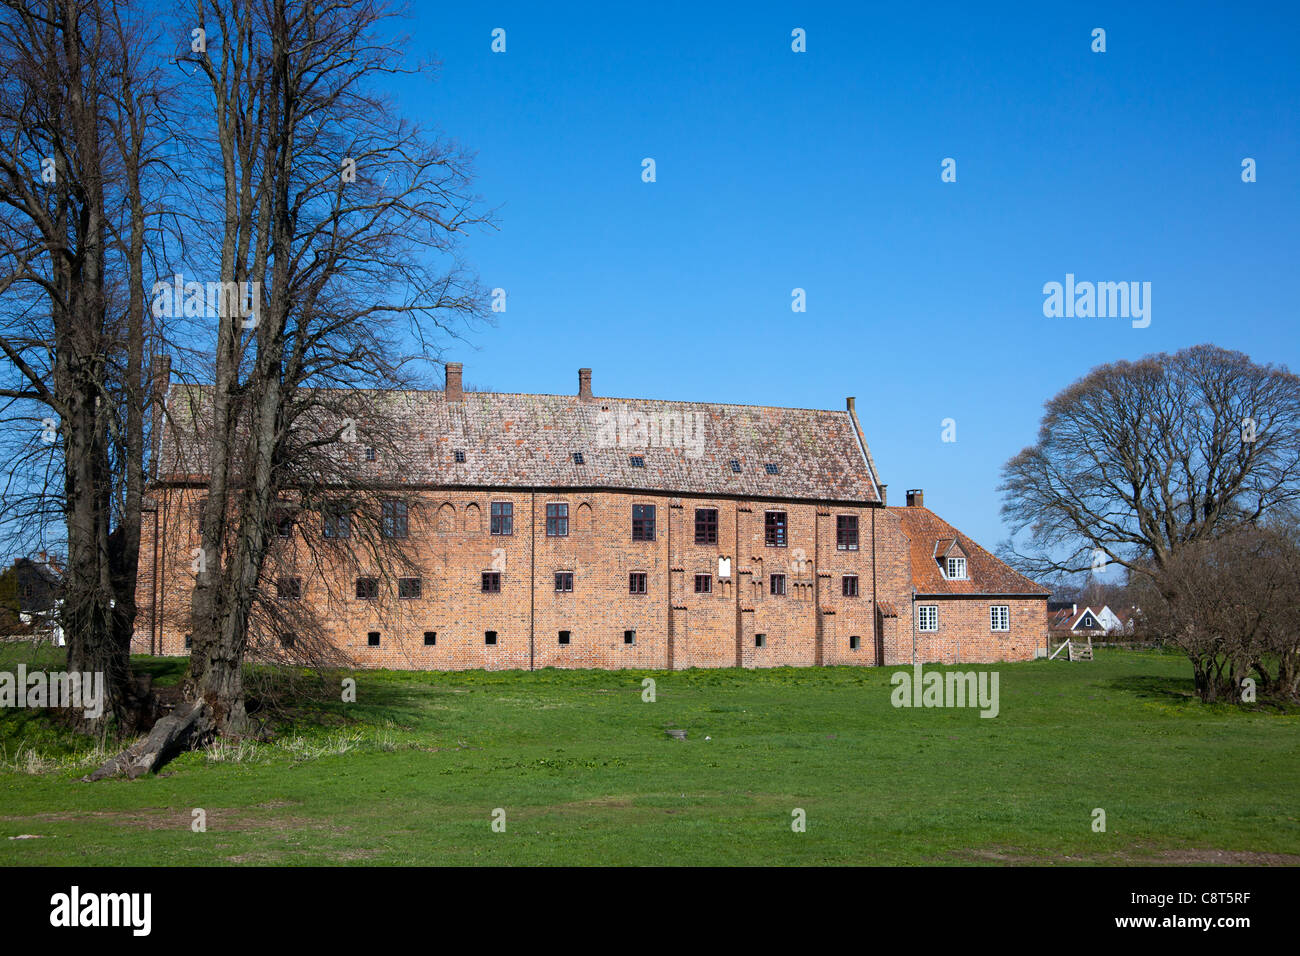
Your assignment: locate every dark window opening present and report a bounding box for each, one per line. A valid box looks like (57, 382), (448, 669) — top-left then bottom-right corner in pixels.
(276, 576), (302, 601)
(365, 446), (376, 462)
(184, 633), (192, 650)
(755, 633), (766, 648)
(491, 501), (514, 536)
(424, 631), (437, 646)
(729, 459), (741, 473)
(631, 504), (656, 541)
(381, 499), (408, 538)
(842, 575), (859, 597)
(485, 630), (498, 645)
(694, 574), (712, 594)
(572, 452), (585, 464)
(280, 632), (296, 648)
(546, 503), (569, 537)
(695, 508), (718, 545)
(764, 463), (779, 475)
(558, 630), (571, 645)
(837, 514), (859, 551)
(850, 635), (861, 650)
(630, 455), (645, 468)
(623, 629), (636, 645)
(770, 573), (787, 596)
(765, 511), (787, 547)
(629, 572), (647, 594)
(555, 571), (573, 593)
(367, 631), (380, 647)
(323, 505), (351, 539)
(355, 577), (379, 600)
(482, 571), (501, 593)
(398, 577), (422, 599)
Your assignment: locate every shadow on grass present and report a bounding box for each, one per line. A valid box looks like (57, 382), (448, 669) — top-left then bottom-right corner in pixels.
(1104, 674), (1197, 704)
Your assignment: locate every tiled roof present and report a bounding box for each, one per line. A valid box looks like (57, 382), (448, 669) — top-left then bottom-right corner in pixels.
(891, 506), (1050, 596)
(159, 385), (882, 503)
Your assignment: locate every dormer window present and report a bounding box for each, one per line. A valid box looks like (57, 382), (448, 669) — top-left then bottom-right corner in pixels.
(946, 556), (967, 580)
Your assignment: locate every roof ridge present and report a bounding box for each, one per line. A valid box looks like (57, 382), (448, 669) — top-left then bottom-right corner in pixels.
(166, 381), (853, 416)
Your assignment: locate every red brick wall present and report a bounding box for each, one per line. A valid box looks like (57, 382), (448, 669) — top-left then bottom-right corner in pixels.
(132, 486), (1039, 669)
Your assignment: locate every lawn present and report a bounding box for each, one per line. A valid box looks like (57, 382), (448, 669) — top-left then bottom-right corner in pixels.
(1, 645), (1297, 865)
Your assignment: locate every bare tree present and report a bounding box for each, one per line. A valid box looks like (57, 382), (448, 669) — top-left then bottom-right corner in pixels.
(1132, 523), (1300, 703)
(1001, 345), (1300, 581)
(0, 0), (170, 729)
(90, 0), (489, 774)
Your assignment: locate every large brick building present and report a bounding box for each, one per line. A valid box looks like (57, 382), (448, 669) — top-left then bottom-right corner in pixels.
(133, 365), (1048, 669)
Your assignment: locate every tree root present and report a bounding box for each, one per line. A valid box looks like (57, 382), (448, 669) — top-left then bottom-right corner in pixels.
(83, 699), (217, 781)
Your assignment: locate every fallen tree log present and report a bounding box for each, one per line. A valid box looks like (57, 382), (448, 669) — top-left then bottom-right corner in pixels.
(84, 700), (217, 781)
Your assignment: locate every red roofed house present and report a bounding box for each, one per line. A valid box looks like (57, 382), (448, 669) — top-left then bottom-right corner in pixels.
(133, 364), (1049, 670)
(888, 490), (1050, 664)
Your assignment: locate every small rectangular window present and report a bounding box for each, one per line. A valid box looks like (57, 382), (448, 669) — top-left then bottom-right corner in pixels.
(367, 631), (380, 646)
(491, 501), (514, 536)
(274, 509), (294, 538)
(276, 576), (301, 601)
(546, 502), (569, 537)
(184, 633), (192, 650)
(398, 577), (422, 600)
(755, 633), (766, 648)
(850, 635), (861, 650)
(555, 571), (573, 593)
(365, 447), (376, 462)
(573, 452), (585, 464)
(764, 463), (779, 475)
(482, 571), (501, 593)
(991, 605), (1010, 632)
(485, 630), (498, 645)
(729, 459), (741, 473)
(694, 508), (718, 545)
(947, 556), (967, 579)
(770, 573), (786, 596)
(630, 455), (645, 468)
(280, 632), (296, 649)
(558, 630), (571, 645)
(623, 629), (636, 645)
(424, 631), (437, 646)
(631, 504), (655, 541)
(765, 511), (787, 547)
(381, 499), (408, 538)
(842, 575), (859, 598)
(918, 605), (938, 632)
(837, 515), (859, 551)
(694, 574), (712, 594)
(454, 449), (466, 463)
(629, 572), (647, 594)
(355, 577), (379, 600)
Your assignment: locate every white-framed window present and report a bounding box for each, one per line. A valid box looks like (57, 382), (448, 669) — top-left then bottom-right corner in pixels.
(918, 605), (938, 632)
(990, 605), (1010, 632)
(946, 556), (967, 580)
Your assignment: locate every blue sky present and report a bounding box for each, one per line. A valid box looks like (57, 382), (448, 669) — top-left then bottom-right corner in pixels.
(396, 1), (1297, 550)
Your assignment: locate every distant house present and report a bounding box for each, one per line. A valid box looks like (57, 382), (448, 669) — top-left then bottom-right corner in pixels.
(0, 556), (63, 643)
(1048, 604), (1136, 638)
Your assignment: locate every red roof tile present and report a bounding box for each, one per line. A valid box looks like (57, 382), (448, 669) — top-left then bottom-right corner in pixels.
(890, 506), (1050, 596)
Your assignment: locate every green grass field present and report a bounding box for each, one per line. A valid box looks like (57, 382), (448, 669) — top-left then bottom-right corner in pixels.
(1, 645), (1297, 865)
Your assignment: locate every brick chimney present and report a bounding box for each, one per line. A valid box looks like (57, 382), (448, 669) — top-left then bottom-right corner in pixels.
(445, 362), (463, 402)
(906, 489), (924, 508)
(578, 368), (593, 401)
(878, 483), (887, 506)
